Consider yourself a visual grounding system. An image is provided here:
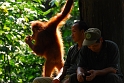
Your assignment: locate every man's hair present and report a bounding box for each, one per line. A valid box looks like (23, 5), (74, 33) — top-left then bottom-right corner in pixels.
(74, 20), (89, 31)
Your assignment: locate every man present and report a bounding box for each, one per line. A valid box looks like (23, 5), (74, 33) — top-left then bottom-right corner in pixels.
(69, 28), (123, 83)
(33, 21), (89, 83)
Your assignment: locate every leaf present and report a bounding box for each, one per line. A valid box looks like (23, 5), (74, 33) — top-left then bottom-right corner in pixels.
(33, 0), (41, 3)
(54, 0), (60, 7)
(3, 25), (10, 31)
(0, 30), (5, 35)
(42, 8), (52, 16)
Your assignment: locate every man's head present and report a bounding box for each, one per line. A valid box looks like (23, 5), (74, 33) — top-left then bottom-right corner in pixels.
(83, 28), (103, 52)
(71, 21), (88, 43)
(72, 20), (88, 31)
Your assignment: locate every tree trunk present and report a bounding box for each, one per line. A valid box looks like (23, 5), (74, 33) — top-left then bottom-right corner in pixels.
(79, 0), (124, 80)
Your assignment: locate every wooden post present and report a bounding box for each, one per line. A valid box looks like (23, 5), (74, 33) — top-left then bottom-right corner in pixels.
(79, 0), (124, 80)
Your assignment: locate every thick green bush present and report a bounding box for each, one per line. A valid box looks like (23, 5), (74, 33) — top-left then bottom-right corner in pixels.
(0, 0), (79, 82)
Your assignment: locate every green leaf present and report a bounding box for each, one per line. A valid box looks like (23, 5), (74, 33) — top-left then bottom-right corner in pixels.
(0, 30), (5, 35)
(3, 25), (10, 31)
(43, 8), (52, 16)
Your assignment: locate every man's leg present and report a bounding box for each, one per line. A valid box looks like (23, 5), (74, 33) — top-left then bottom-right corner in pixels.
(105, 73), (123, 83)
(69, 73), (81, 83)
(61, 75), (70, 83)
(69, 73), (102, 83)
(69, 73), (123, 83)
(33, 77), (53, 83)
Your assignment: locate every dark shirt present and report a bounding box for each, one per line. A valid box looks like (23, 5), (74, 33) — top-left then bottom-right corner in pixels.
(64, 44), (80, 75)
(78, 40), (123, 77)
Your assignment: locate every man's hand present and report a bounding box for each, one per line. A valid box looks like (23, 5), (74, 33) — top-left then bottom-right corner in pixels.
(77, 67), (85, 82)
(86, 70), (97, 81)
(77, 72), (85, 82)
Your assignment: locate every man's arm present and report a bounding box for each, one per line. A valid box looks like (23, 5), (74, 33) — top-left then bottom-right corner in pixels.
(85, 67), (117, 81)
(94, 67), (117, 76)
(76, 67), (86, 82)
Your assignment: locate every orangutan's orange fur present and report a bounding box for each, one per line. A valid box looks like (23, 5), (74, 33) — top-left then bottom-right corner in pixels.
(25, 0), (73, 77)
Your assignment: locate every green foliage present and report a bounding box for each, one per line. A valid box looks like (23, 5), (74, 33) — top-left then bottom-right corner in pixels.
(0, 0), (79, 82)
